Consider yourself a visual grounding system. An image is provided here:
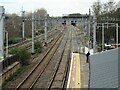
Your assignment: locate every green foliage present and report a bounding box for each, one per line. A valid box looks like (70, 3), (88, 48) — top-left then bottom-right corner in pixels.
(8, 37), (22, 45)
(97, 44), (102, 52)
(91, 1), (120, 43)
(84, 36), (89, 41)
(34, 41), (43, 53)
(14, 37), (23, 43)
(36, 30), (44, 35)
(10, 47), (31, 66)
(40, 30), (44, 34)
(2, 66), (26, 86)
(68, 13), (81, 17)
(6, 14), (22, 40)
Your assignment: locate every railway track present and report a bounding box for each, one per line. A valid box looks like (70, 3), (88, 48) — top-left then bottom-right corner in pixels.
(30, 26), (80, 89)
(23, 30), (61, 50)
(47, 29), (72, 89)
(3, 25), (81, 89)
(30, 28), (71, 89)
(15, 29), (65, 89)
(7, 29), (60, 51)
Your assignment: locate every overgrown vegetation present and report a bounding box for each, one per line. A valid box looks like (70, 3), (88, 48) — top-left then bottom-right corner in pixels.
(40, 30), (45, 34)
(84, 36), (89, 42)
(78, 25), (84, 32)
(3, 40), (43, 87)
(8, 37), (23, 45)
(2, 66), (26, 87)
(10, 47), (31, 66)
(34, 41), (43, 53)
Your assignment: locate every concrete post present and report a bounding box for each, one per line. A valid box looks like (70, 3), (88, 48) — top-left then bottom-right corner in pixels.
(116, 23), (118, 48)
(44, 14), (47, 46)
(35, 15), (36, 31)
(22, 11), (25, 40)
(32, 13), (35, 54)
(102, 23), (104, 51)
(0, 6), (5, 59)
(5, 31), (8, 57)
(93, 15), (97, 53)
(88, 9), (91, 50)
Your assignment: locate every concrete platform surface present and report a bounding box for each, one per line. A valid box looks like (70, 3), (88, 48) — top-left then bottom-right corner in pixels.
(67, 53), (89, 89)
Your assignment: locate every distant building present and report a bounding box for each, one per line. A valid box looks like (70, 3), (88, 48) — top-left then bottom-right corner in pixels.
(62, 13), (90, 26)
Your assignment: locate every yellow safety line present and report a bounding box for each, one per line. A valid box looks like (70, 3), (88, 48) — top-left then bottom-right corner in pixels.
(75, 53), (81, 88)
(67, 53), (74, 88)
(67, 53), (81, 88)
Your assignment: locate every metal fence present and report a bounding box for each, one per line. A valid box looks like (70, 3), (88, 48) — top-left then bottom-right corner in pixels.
(1, 55), (19, 70)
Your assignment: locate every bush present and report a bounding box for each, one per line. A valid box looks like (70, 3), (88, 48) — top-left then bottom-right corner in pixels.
(14, 37), (23, 43)
(34, 41), (43, 53)
(40, 30), (44, 34)
(10, 47), (31, 66)
(3, 66), (26, 86)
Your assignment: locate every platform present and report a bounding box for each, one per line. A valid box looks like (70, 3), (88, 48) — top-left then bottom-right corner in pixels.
(67, 52), (81, 88)
(67, 52), (89, 89)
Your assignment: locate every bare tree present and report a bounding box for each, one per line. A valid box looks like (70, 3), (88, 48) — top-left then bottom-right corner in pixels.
(91, 0), (102, 19)
(35, 8), (48, 31)
(91, 0), (119, 48)
(35, 8), (47, 18)
(5, 14), (22, 42)
(102, 0), (116, 14)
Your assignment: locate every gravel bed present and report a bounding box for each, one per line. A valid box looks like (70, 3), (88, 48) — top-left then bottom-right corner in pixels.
(3, 39), (54, 89)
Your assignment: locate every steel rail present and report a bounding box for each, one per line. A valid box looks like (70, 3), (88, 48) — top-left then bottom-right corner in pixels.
(16, 31), (64, 90)
(47, 30), (71, 89)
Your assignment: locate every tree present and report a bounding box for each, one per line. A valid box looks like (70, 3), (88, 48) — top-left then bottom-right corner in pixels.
(91, 0), (119, 49)
(5, 8), (49, 44)
(68, 13), (81, 18)
(102, 0), (116, 14)
(34, 8), (48, 31)
(10, 47), (31, 65)
(35, 8), (47, 18)
(5, 14), (22, 43)
(91, 0), (102, 20)
(100, 1), (117, 44)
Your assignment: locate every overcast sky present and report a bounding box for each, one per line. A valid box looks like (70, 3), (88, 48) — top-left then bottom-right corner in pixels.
(0, 0), (119, 16)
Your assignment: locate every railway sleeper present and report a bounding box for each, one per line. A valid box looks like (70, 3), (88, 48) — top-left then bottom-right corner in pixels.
(52, 82), (62, 87)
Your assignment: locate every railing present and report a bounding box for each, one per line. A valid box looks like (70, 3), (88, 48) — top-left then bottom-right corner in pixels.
(1, 55), (19, 70)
